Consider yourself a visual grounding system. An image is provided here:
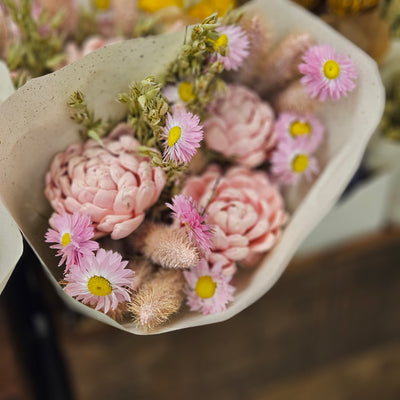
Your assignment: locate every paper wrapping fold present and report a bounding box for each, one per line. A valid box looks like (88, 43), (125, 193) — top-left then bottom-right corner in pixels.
(0, 61), (23, 294)
(0, 0), (384, 334)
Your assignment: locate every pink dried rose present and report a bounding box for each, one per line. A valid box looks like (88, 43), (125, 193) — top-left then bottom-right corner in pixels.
(204, 84), (276, 168)
(45, 131), (166, 240)
(183, 165), (287, 270)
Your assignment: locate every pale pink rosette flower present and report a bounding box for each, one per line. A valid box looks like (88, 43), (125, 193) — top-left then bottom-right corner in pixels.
(45, 132), (166, 240)
(204, 84), (276, 168)
(183, 166), (287, 271)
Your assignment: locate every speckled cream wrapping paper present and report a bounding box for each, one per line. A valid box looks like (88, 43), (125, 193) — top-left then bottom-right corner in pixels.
(0, 61), (23, 294)
(0, 0), (384, 334)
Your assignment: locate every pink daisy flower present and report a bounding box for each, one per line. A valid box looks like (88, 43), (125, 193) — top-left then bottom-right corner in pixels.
(275, 111), (324, 153)
(299, 44), (357, 101)
(183, 259), (235, 315)
(166, 194), (213, 255)
(270, 138), (319, 185)
(64, 249), (134, 313)
(45, 212), (99, 270)
(162, 105), (203, 164)
(163, 81), (195, 105)
(212, 25), (250, 71)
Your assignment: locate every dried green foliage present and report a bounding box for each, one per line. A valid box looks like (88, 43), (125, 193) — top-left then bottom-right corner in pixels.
(73, 8), (100, 45)
(380, 70), (400, 141)
(3, 0), (65, 86)
(380, 0), (400, 37)
(118, 77), (169, 148)
(163, 13), (227, 117)
(67, 91), (114, 142)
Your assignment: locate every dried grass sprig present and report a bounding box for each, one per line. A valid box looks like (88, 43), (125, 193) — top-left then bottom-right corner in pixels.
(128, 223), (200, 270)
(128, 269), (185, 330)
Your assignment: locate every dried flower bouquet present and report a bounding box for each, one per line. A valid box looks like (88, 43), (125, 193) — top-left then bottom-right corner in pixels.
(0, 0), (384, 334)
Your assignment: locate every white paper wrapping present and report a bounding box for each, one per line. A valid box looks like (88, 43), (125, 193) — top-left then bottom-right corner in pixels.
(0, 0), (385, 334)
(0, 61), (23, 294)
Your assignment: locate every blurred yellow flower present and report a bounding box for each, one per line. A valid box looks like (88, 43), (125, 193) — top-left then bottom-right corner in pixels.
(138, 0), (184, 13)
(188, 0), (236, 20)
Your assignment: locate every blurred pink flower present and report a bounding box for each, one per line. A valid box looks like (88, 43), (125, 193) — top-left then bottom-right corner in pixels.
(45, 132), (166, 240)
(64, 248), (134, 313)
(183, 165), (287, 269)
(299, 44), (357, 101)
(183, 259), (235, 315)
(271, 137), (319, 185)
(162, 105), (203, 164)
(166, 194), (213, 255)
(65, 36), (122, 64)
(204, 84), (276, 167)
(45, 212), (99, 270)
(212, 25), (250, 71)
(274, 111), (324, 153)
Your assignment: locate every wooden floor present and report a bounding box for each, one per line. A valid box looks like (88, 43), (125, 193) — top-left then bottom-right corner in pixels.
(1, 228), (400, 400)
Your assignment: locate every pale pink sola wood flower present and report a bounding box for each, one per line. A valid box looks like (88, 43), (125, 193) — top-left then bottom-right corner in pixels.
(64, 248), (134, 313)
(212, 25), (250, 71)
(161, 104), (203, 164)
(45, 212), (99, 270)
(299, 44), (358, 101)
(204, 84), (276, 168)
(184, 259), (235, 315)
(166, 194), (213, 255)
(275, 111), (324, 153)
(183, 165), (287, 270)
(270, 138), (319, 185)
(45, 133), (166, 240)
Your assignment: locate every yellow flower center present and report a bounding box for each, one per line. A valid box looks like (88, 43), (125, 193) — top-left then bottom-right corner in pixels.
(93, 0), (110, 10)
(168, 126), (182, 148)
(87, 276), (112, 296)
(195, 276), (217, 299)
(138, 0), (183, 13)
(213, 34), (229, 52)
(289, 121), (312, 137)
(323, 60), (341, 80)
(178, 82), (195, 102)
(62, 232), (71, 247)
(292, 154), (309, 173)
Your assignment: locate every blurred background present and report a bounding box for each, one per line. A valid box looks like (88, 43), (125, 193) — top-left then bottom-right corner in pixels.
(0, 0), (400, 399)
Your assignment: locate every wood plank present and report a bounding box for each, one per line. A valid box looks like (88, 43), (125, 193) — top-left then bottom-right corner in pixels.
(252, 342), (400, 400)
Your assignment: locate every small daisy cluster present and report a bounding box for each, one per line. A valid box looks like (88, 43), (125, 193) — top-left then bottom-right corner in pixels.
(270, 111), (323, 185)
(269, 44), (357, 186)
(45, 212), (134, 313)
